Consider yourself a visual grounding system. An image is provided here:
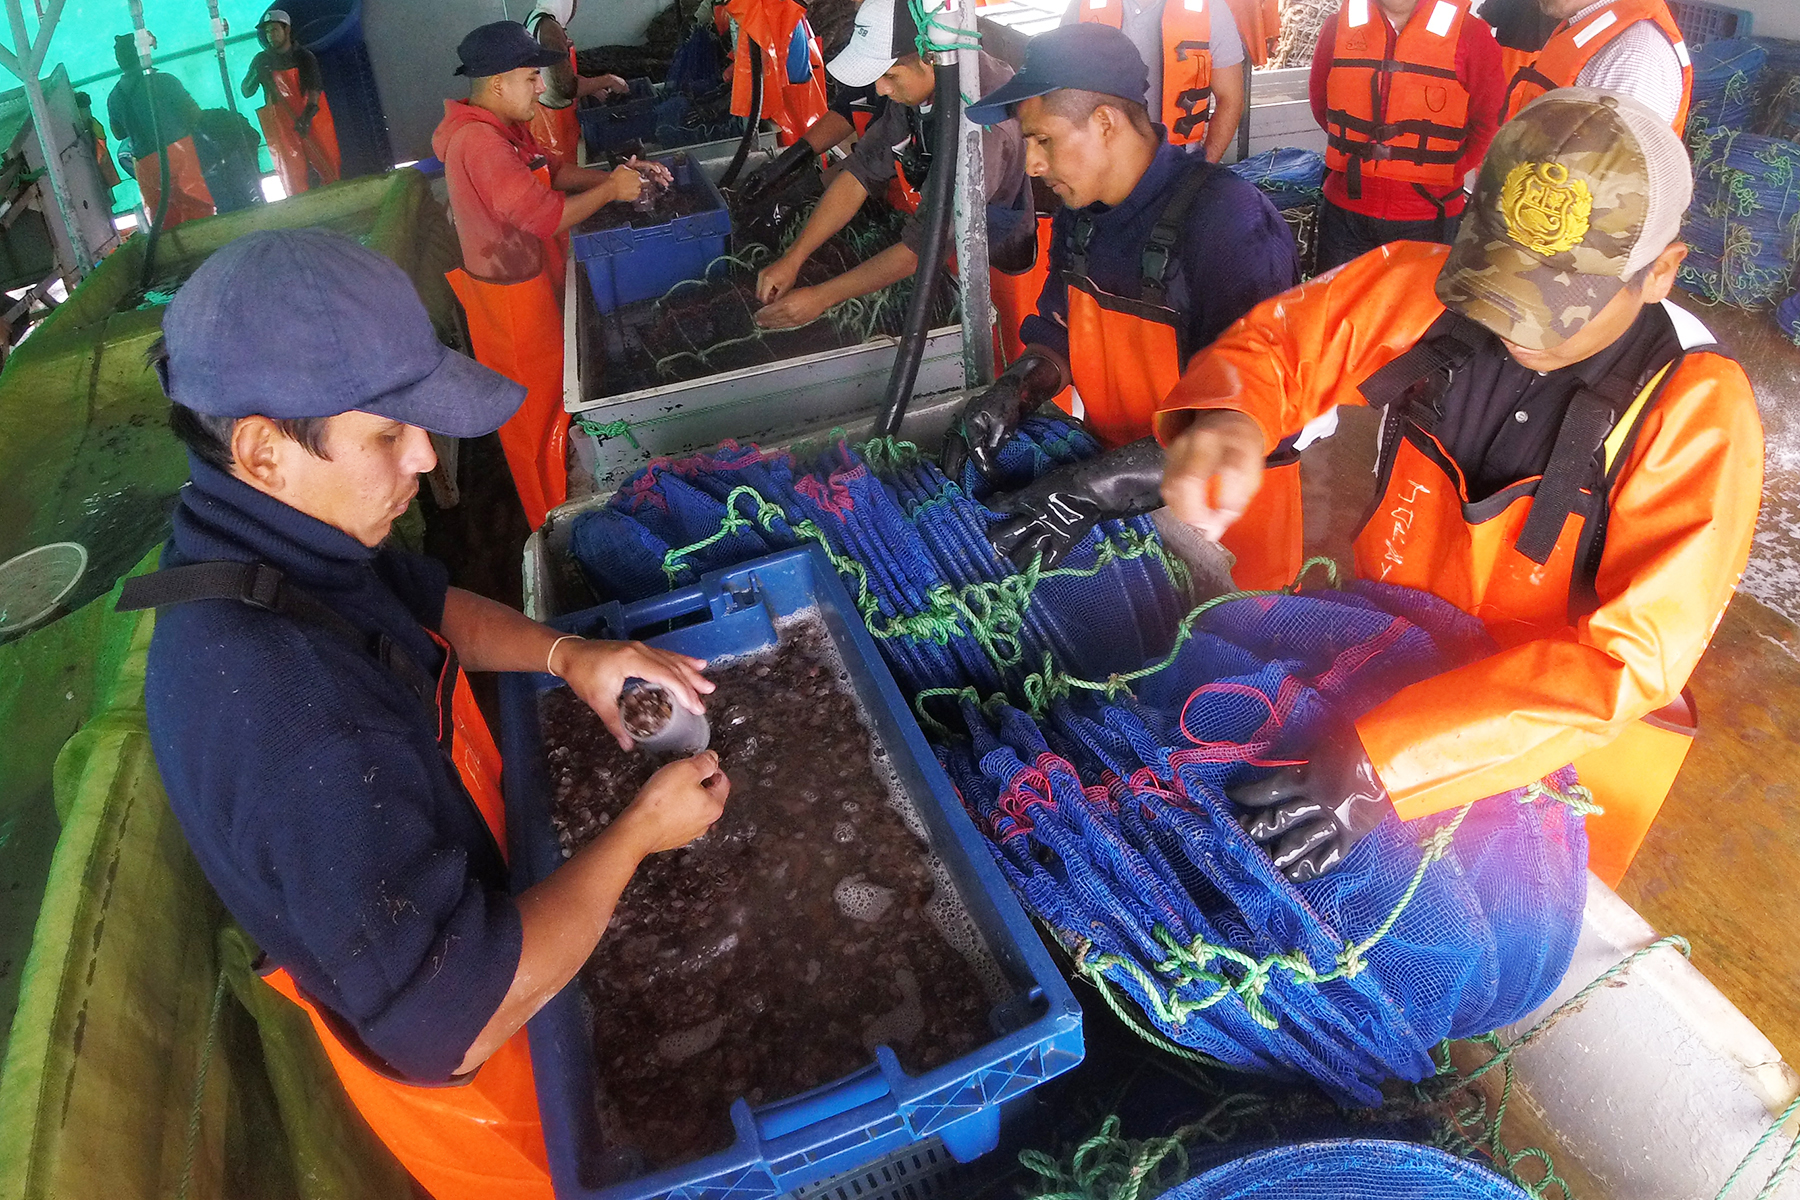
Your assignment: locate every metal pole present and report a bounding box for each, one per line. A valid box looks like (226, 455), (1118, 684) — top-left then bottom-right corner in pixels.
(206, 0), (237, 113)
(950, 0), (994, 388)
(1, 0), (90, 272)
(1235, 61), (1251, 165)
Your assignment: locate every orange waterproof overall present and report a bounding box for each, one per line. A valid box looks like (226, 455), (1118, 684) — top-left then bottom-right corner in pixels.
(527, 45), (583, 177)
(446, 157), (570, 531)
(263, 630), (552, 1200)
(727, 0), (828, 145)
(134, 136), (215, 228)
(1063, 165), (1304, 590)
(1502, 0), (1692, 132)
(1082, 0), (1215, 147)
(257, 64), (341, 196)
(887, 162), (1046, 370)
(1157, 244), (1764, 885)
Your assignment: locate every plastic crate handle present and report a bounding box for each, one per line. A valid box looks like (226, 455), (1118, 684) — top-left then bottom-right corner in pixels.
(594, 584), (713, 640)
(749, 1061), (895, 1144)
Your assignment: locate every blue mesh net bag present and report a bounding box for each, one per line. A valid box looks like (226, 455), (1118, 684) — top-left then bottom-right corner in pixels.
(937, 585), (1590, 1106)
(1167, 1140), (1529, 1199)
(1688, 38), (1767, 134)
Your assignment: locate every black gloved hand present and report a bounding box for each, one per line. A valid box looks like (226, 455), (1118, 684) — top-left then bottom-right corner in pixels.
(941, 351), (1067, 482)
(735, 140), (814, 207)
(1228, 724), (1396, 884)
(295, 103), (316, 136)
(987, 437), (1164, 570)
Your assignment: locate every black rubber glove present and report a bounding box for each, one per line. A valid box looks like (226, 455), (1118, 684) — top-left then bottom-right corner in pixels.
(987, 437), (1164, 570)
(1228, 724), (1396, 884)
(735, 140), (814, 206)
(295, 102), (317, 136)
(941, 351), (1067, 482)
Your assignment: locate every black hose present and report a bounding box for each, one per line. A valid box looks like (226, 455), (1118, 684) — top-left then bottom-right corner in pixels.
(875, 61), (959, 439)
(719, 43), (763, 190)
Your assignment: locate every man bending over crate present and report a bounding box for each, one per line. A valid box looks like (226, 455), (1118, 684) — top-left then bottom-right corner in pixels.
(752, 0), (1037, 332)
(121, 229), (729, 1200)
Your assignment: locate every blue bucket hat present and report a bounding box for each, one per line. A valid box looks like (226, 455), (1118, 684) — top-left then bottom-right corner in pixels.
(158, 229), (524, 438)
(455, 20), (564, 77)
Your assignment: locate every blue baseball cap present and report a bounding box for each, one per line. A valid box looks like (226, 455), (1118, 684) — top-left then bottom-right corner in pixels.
(454, 20), (563, 77)
(966, 24), (1150, 126)
(159, 229), (525, 438)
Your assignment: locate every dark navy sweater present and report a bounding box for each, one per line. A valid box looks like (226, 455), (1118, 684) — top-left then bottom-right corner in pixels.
(144, 460), (520, 1083)
(1020, 135), (1299, 365)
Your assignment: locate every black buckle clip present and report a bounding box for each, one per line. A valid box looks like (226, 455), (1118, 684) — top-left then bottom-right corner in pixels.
(239, 563), (284, 612)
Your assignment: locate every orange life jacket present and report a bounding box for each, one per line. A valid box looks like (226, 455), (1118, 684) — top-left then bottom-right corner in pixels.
(447, 155), (570, 531)
(1061, 163), (1305, 590)
(1081, 0), (1216, 147)
(255, 63), (341, 196)
(113, 569), (555, 1200)
(1503, 0), (1692, 133)
(1351, 304), (1727, 882)
(1323, 0), (1474, 197)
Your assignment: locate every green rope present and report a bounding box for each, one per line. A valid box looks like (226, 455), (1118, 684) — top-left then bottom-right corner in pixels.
(575, 417), (642, 451)
(174, 965), (231, 1200)
(1018, 1115), (1197, 1200)
(1715, 1090), (1800, 1200)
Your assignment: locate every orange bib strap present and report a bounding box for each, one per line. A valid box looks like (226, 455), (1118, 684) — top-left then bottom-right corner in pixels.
(446, 266), (569, 530)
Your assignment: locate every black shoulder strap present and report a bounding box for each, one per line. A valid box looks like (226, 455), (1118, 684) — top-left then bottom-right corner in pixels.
(1139, 162), (1216, 307)
(117, 561), (439, 709)
(1357, 309), (1485, 432)
(1511, 372), (1636, 565)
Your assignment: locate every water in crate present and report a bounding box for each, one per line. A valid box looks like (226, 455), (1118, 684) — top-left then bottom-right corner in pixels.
(539, 612), (1004, 1167)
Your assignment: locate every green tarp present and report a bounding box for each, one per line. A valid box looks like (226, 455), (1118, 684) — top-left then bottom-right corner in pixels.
(0, 554), (411, 1199)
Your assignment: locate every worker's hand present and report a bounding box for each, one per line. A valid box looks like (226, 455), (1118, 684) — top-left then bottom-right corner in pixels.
(603, 163), (646, 205)
(943, 376), (1032, 483)
(618, 751), (731, 857)
(1228, 724), (1395, 884)
(755, 285), (830, 329)
(987, 437), (1164, 570)
(598, 73), (631, 98)
(295, 105), (316, 136)
(1160, 409), (1268, 542)
(756, 255), (802, 304)
(624, 155), (672, 188)
(557, 639), (714, 750)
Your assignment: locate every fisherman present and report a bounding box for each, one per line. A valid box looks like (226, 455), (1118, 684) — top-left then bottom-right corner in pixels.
(752, 0), (1035, 332)
(1310, 0), (1505, 270)
(107, 31), (214, 228)
(943, 22), (1305, 589)
(1065, 0), (1252, 162)
(123, 229), (730, 1200)
(240, 7), (341, 195)
(1156, 90), (1760, 886)
(523, 1), (632, 175)
(1501, 0), (1693, 132)
(431, 20), (666, 529)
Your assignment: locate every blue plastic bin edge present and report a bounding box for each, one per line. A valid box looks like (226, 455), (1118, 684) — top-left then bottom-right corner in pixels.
(499, 546), (1083, 1200)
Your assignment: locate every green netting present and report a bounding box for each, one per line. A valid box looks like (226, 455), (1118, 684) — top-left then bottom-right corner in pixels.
(0, 556), (412, 1200)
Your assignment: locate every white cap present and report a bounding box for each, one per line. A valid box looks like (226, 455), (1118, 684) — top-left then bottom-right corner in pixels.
(828, 0), (908, 88)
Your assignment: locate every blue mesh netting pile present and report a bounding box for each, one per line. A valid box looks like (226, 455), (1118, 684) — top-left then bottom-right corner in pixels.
(1167, 1140), (1529, 1199)
(568, 418), (1589, 1106)
(1688, 38), (1767, 136)
(1680, 124), (1800, 310)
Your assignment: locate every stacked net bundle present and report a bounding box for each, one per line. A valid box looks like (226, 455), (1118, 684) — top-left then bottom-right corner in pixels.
(936, 583), (1589, 1106)
(1752, 37), (1800, 142)
(1226, 148), (1326, 209)
(1687, 38), (1767, 136)
(569, 422), (1589, 1106)
(1679, 125), (1800, 309)
(570, 416), (1194, 697)
(1167, 1139), (1529, 1199)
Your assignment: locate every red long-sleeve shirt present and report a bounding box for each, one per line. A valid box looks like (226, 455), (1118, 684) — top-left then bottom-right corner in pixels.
(1309, 5), (1506, 221)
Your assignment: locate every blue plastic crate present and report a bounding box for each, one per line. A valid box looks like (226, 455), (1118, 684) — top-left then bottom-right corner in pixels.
(570, 151), (732, 315)
(579, 95), (662, 155)
(1668, 0), (1752, 48)
(498, 545), (1085, 1200)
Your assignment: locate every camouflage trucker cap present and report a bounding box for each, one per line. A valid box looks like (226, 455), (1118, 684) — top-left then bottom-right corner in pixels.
(1436, 88), (1692, 351)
